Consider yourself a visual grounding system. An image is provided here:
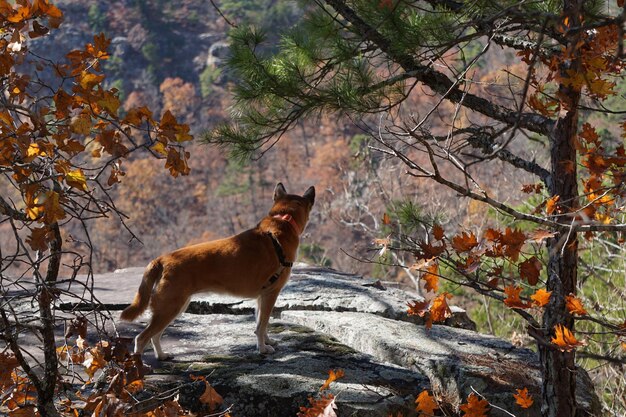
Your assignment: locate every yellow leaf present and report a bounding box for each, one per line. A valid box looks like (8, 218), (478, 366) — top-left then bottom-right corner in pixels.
(98, 90), (120, 115)
(27, 143), (45, 158)
(65, 169), (88, 191)
(78, 71), (104, 90)
(150, 141), (167, 156)
(70, 114), (92, 135)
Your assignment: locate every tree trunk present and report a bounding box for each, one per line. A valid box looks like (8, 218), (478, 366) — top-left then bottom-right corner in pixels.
(38, 222), (62, 416)
(540, 1), (583, 416)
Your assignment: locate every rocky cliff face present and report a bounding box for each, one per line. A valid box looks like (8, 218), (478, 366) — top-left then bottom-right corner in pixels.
(62, 265), (601, 417)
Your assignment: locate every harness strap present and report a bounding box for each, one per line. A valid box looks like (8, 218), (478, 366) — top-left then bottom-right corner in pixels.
(263, 232), (293, 289)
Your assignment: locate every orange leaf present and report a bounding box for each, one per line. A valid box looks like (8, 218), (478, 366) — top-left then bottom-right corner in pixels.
(382, 212), (391, 225)
(565, 294), (588, 316)
(551, 324), (585, 352)
(513, 388), (534, 409)
(530, 288), (551, 307)
(407, 300), (430, 317)
(451, 231), (478, 253)
(546, 195), (560, 215)
(415, 390), (438, 417)
(430, 292), (452, 323)
(519, 256), (542, 286)
(503, 286), (530, 309)
(320, 369), (345, 391)
(422, 262), (439, 293)
(459, 393), (489, 417)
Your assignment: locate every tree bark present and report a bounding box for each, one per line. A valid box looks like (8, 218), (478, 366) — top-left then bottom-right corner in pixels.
(540, 1), (583, 416)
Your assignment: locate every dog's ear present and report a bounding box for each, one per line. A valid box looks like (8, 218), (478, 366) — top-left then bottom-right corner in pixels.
(303, 186), (315, 206)
(274, 182), (287, 201)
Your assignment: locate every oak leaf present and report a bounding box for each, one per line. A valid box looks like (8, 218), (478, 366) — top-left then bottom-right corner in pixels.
(430, 292), (452, 323)
(530, 288), (551, 307)
(199, 383), (223, 411)
(415, 390), (437, 417)
(551, 324), (585, 351)
(298, 394), (337, 417)
(565, 294), (588, 316)
(26, 226), (51, 252)
(407, 300), (430, 317)
(503, 286), (530, 309)
(513, 387), (534, 408)
(519, 256), (542, 286)
(459, 393), (489, 417)
(451, 231), (478, 253)
(422, 262), (439, 293)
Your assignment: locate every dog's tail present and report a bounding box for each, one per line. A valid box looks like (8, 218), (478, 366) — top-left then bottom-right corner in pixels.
(120, 260), (163, 321)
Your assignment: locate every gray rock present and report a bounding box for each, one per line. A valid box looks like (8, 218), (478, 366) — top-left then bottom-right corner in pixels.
(53, 266), (600, 416)
(281, 310), (601, 416)
(118, 312), (429, 417)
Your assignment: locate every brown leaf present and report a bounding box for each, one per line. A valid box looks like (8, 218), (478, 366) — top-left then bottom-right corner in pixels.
(519, 256), (542, 286)
(199, 383), (223, 412)
(451, 231), (478, 253)
(64, 316), (88, 339)
(432, 224), (444, 240)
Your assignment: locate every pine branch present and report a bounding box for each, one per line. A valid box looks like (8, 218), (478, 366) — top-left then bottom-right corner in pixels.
(323, 0), (555, 135)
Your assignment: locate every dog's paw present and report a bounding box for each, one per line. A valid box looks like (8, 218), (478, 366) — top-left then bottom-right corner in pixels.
(156, 353), (174, 361)
(258, 344), (276, 354)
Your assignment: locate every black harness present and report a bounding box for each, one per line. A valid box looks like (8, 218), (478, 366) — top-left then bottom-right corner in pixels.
(264, 232), (293, 289)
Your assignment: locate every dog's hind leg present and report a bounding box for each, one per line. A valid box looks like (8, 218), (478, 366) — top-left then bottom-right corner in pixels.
(255, 289), (280, 354)
(134, 296), (189, 360)
(150, 297), (191, 359)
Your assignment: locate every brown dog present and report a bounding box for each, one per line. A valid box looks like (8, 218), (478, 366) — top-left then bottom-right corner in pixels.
(120, 183), (315, 359)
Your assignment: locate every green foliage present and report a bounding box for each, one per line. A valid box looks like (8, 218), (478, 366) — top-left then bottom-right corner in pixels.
(200, 66), (221, 98)
(216, 159), (251, 197)
(299, 243), (332, 267)
(219, 0), (302, 30)
(87, 3), (107, 33)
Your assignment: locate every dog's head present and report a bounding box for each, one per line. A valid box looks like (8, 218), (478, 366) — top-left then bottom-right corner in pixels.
(269, 183), (315, 235)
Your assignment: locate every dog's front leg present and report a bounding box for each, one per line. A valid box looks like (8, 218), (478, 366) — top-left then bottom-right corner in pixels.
(255, 289), (280, 354)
